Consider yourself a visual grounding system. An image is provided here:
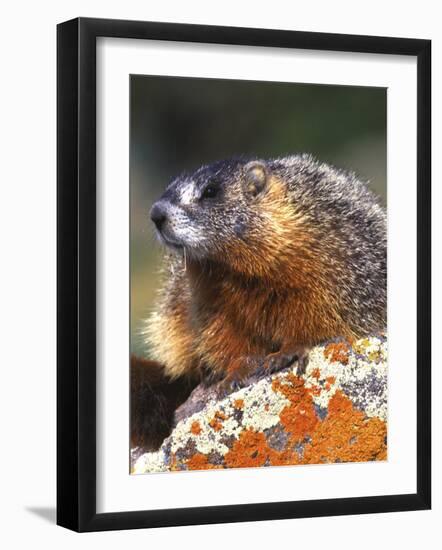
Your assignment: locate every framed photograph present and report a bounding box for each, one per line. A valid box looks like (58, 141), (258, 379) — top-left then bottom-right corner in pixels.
(57, 17), (431, 532)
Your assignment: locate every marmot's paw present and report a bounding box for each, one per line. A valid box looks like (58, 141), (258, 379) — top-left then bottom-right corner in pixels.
(215, 349), (309, 398)
(293, 347), (310, 376)
(260, 351), (297, 375)
(215, 370), (248, 399)
(257, 347), (310, 377)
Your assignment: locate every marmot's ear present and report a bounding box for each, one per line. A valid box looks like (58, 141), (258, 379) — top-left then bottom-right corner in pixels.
(243, 161), (268, 197)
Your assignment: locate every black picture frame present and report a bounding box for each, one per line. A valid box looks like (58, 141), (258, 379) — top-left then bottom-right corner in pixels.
(57, 17), (431, 532)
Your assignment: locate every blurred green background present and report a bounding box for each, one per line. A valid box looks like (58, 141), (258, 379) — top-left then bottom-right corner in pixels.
(130, 75), (386, 356)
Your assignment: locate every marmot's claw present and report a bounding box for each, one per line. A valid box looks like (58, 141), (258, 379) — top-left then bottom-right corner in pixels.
(266, 352), (297, 374)
(215, 349), (310, 399)
(296, 353), (309, 376)
(215, 376), (244, 399)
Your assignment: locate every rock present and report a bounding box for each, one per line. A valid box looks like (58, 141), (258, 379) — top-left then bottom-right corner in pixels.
(132, 335), (387, 474)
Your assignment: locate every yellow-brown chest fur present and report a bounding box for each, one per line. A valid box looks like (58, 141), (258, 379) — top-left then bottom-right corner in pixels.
(185, 257), (353, 377)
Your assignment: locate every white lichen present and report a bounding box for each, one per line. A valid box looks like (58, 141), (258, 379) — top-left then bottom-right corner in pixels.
(132, 449), (167, 474)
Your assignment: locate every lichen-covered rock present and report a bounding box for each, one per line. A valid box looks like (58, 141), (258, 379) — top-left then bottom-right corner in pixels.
(132, 335), (387, 474)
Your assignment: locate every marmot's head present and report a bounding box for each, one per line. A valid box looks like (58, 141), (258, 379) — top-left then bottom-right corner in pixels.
(150, 157), (304, 277)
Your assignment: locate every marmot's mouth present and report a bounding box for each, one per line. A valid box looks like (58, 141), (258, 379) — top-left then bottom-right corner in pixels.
(155, 229), (184, 251)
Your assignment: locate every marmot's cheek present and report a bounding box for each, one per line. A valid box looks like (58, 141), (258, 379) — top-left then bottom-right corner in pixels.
(173, 221), (207, 248)
(233, 215), (247, 239)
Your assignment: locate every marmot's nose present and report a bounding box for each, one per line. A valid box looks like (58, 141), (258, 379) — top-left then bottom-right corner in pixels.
(150, 201), (168, 229)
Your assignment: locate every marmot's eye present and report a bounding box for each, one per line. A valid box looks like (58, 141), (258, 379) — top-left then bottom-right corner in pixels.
(200, 184), (219, 200)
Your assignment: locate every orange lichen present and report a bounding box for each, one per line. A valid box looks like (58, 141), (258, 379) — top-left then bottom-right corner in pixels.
(233, 399), (244, 410)
(310, 385), (322, 396)
(186, 453), (220, 470)
(269, 376), (386, 466)
(326, 376), (336, 385)
(324, 342), (350, 365)
(225, 383), (382, 469)
(272, 373), (318, 443)
(190, 421), (202, 435)
(209, 410), (228, 432)
(311, 368), (321, 380)
(301, 391), (387, 464)
(209, 418), (223, 431)
(225, 429), (274, 469)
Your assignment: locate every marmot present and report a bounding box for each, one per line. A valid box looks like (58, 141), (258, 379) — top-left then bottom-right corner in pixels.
(131, 155), (386, 451)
